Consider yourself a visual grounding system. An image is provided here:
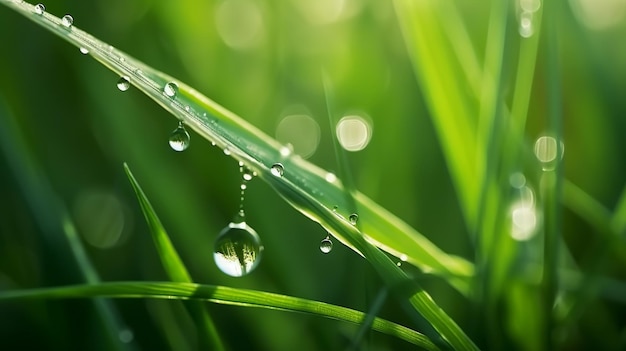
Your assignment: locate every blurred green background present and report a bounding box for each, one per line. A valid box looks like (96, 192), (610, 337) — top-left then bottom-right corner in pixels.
(1, 0), (626, 350)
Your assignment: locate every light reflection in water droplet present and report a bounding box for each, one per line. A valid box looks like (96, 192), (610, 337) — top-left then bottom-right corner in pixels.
(62, 14), (74, 28)
(270, 163), (284, 177)
(168, 121), (190, 152)
(34, 3), (45, 15)
(164, 82), (178, 97)
(116, 76), (130, 91)
(213, 221), (263, 277)
(320, 236), (333, 254)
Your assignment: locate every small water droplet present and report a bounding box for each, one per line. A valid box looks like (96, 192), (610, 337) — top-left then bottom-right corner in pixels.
(534, 135), (564, 171)
(396, 261), (402, 267)
(169, 122), (190, 152)
(349, 213), (359, 225)
(184, 105), (190, 112)
(61, 14), (74, 28)
(320, 236), (333, 254)
(211, 141), (217, 146)
(116, 76), (130, 91)
(214, 221), (263, 277)
(325, 172), (337, 183)
(270, 163), (284, 177)
(164, 82), (178, 97)
(242, 168), (255, 182)
(34, 3), (45, 15)
(79, 47), (89, 55)
(223, 148), (231, 156)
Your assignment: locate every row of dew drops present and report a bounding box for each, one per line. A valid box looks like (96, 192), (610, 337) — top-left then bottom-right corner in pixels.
(33, 1), (559, 275)
(33, 2), (373, 277)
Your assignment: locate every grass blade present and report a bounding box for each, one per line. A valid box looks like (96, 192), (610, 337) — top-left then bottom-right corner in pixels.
(123, 163), (191, 283)
(0, 281), (441, 351)
(0, 0), (472, 292)
(123, 163), (224, 351)
(0, 96), (132, 351)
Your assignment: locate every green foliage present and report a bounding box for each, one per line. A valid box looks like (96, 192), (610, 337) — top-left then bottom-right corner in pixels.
(1, 0), (626, 350)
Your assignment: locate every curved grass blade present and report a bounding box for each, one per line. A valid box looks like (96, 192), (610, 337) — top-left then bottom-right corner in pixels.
(0, 2), (476, 348)
(123, 163), (224, 351)
(0, 0), (473, 291)
(0, 281), (441, 351)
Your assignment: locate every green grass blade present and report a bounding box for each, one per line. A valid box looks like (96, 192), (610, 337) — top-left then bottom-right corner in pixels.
(0, 281), (441, 351)
(393, 0), (481, 230)
(542, 1), (565, 348)
(123, 163), (192, 283)
(0, 0), (472, 291)
(123, 163), (224, 351)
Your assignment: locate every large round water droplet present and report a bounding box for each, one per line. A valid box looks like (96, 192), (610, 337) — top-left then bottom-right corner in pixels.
(214, 222), (263, 277)
(164, 82), (178, 97)
(349, 213), (358, 225)
(270, 163), (284, 177)
(79, 47), (89, 55)
(169, 122), (190, 152)
(320, 237), (333, 254)
(34, 3), (45, 15)
(62, 14), (74, 28)
(116, 76), (130, 91)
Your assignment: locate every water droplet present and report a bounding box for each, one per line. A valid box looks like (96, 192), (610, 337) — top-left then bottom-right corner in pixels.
(184, 105), (190, 112)
(164, 82), (178, 97)
(79, 47), (89, 55)
(118, 329), (134, 343)
(61, 14), (74, 28)
(223, 147), (231, 156)
(119, 56), (125, 63)
(325, 172), (337, 183)
(534, 135), (564, 171)
(320, 236), (333, 254)
(169, 121), (190, 152)
(270, 163), (284, 177)
(519, 11), (534, 38)
(34, 3), (45, 15)
(241, 165), (255, 182)
(214, 221), (263, 277)
(349, 213), (359, 225)
(116, 76), (130, 91)
(396, 261), (402, 267)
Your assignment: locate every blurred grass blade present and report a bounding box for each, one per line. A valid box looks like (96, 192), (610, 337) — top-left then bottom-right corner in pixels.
(0, 0), (472, 292)
(123, 163), (224, 351)
(0, 97), (133, 351)
(393, 0), (481, 230)
(0, 281), (441, 351)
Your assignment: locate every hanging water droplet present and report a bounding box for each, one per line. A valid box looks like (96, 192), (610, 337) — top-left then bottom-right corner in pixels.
(242, 168), (255, 182)
(270, 163), (284, 177)
(320, 236), (333, 254)
(396, 261), (402, 267)
(61, 14), (74, 28)
(169, 121), (190, 152)
(349, 213), (359, 225)
(34, 3), (45, 15)
(164, 82), (178, 97)
(79, 47), (89, 55)
(223, 147), (231, 156)
(214, 221), (263, 277)
(116, 76), (130, 91)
